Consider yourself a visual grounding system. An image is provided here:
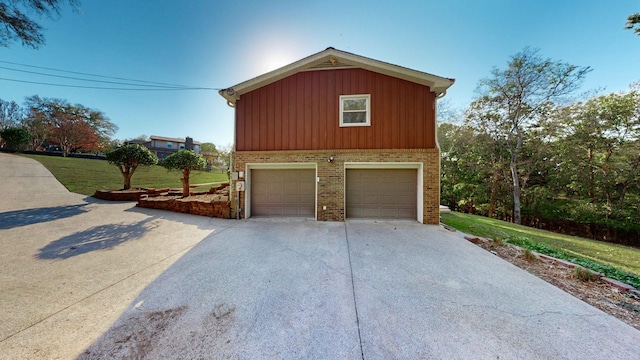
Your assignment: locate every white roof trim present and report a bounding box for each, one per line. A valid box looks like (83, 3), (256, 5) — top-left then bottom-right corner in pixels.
(219, 47), (455, 106)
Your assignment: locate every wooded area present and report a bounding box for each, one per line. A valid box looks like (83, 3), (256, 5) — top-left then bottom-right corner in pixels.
(440, 81), (640, 246)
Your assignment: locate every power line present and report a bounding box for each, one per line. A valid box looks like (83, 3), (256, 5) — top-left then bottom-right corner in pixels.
(0, 60), (199, 88)
(0, 77), (217, 91)
(0, 65), (204, 89)
(0, 60), (222, 91)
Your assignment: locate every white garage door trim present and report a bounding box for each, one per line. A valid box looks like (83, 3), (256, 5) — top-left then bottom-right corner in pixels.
(245, 163), (317, 219)
(344, 162), (423, 223)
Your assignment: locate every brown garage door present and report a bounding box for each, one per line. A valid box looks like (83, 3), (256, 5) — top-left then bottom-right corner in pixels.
(346, 169), (417, 219)
(251, 169), (315, 217)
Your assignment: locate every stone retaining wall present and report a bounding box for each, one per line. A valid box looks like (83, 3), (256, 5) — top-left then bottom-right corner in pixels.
(137, 198), (231, 218)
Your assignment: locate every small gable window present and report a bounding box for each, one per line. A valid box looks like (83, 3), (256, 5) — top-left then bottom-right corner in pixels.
(340, 94), (370, 127)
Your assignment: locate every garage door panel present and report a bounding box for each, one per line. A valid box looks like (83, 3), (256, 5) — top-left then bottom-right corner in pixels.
(251, 169), (315, 218)
(346, 169), (417, 220)
(398, 208), (416, 218)
(299, 194), (315, 203)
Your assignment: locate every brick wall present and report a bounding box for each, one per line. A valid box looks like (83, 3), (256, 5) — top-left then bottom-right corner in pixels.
(233, 149), (440, 224)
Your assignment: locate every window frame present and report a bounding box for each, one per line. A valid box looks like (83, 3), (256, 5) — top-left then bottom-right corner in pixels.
(166, 141), (173, 148)
(339, 94), (371, 127)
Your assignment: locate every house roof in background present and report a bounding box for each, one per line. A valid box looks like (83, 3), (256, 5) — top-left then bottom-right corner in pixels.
(150, 135), (202, 145)
(219, 47), (455, 106)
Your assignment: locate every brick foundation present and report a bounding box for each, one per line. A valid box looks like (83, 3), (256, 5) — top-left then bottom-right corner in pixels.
(232, 149), (440, 224)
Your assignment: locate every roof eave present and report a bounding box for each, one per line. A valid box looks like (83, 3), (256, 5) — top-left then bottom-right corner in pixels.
(219, 48), (455, 105)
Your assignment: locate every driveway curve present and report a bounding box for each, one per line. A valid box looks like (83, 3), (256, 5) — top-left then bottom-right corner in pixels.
(0, 153), (226, 359)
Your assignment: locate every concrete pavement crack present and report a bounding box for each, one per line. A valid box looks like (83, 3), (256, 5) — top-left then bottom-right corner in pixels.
(344, 222), (365, 360)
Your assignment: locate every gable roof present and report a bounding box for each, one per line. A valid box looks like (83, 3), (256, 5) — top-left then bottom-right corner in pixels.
(150, 135), (201, 145)
(219, 47), (455, 106)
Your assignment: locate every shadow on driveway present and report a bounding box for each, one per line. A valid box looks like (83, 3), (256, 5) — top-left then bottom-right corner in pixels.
(0, 204), (88, 230)
(36, 217), (158, 260)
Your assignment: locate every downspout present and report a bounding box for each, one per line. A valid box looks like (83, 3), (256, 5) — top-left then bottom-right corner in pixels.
(435, 90), (447, 219)
(220, 88), (238, 219)
(434, 90), (447, 150)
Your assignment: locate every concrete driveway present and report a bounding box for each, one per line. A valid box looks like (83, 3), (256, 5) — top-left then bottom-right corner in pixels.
(2, 153), (640, 359)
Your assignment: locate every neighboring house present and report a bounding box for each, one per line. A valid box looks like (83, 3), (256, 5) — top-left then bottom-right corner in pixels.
(219, 47), (454, 224)
(126, 136), (201, 160)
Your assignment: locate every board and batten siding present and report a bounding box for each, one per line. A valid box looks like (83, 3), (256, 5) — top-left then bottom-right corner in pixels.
(235, 68), (437, 151)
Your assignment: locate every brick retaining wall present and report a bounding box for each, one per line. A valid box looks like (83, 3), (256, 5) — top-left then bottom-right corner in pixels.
(137, 198), (231, 218)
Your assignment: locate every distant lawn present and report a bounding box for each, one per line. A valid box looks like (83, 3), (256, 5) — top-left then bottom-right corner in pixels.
(441, 211), (640, 286)
(21, 154), (228, 196)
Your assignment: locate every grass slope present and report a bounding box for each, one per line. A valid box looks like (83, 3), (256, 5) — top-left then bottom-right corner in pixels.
(21, 154), (228, 196)
(441, 211), (640, 287)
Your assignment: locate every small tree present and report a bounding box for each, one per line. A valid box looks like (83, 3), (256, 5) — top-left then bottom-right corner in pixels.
(0, 127), (30, 151)
(162, 149), (206, 196)
(106, 144), (158, 190)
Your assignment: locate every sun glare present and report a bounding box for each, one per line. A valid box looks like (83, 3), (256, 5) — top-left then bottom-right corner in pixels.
(261, 51), (295, 73)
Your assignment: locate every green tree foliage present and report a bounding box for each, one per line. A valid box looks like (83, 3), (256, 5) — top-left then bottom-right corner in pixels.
(626, 13), (640, 36)
(557, 89), (640, 236)
(439, 121), (512, 218)
(200, 142), (217, 154)
(105, 144), (158, 190)
(441, 82), (640, 245)
(162, 149), (207, 196)
(0, 126), (30, 151)
(24, 95), (117, 155)
(471, 47), (590, 224)
(0, 0), (79, 48)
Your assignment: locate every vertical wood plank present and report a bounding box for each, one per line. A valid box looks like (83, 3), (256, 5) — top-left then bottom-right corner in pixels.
(328, 70), (344, 149)
(273, 81), (282, 150)
(259, 87), (267, 150)
(236, 68), (437, 152)
(296, 73), (305, 149)
(289, 75), (298, 150)
(304, 72), (313, 149)
(311, 71), (320, 150)
(266, 83), (276, 150)
(426, 91), (436, 148)
(318, 71), (328, 150)
(281, 77), (290, 150)
(236, 97), (245, 150)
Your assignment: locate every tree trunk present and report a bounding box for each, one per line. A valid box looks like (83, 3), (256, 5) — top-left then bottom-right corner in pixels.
(587, 148), (595, 200)
(510, 126), (524, 225)
(123, 172), (132, 190)
(488, 171), (499, 218)
(510, 157), (522, 224)
(119, 165), (136, 190)
(616, 152), (639, 208)
(182, 169), (190, 197)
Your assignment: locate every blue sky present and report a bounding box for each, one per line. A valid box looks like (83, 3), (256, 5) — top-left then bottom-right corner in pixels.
(1, 0), (639, 146)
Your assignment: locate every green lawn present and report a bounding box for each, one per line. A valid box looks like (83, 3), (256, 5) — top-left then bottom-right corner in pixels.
(441, 211), (640, 287)
(21, 154), (228, 196)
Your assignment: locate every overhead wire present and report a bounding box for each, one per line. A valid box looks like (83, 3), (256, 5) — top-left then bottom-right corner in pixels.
(0, 60), (221, 91)
(0, 77), (216, 90)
